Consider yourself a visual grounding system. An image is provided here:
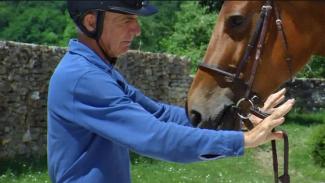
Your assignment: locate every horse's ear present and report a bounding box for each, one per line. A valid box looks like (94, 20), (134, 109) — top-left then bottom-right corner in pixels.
(198, 0), (224, 13)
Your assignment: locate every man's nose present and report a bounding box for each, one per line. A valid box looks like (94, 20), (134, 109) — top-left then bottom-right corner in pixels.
(132, 20), (141, 37)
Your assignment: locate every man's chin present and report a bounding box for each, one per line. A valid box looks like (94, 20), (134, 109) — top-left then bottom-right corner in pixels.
(119, 47), (130, 55)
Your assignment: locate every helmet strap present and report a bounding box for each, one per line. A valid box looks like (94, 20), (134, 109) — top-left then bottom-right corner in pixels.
(79, 11), (116, 65)
(96, 39), (117, 66)
(77, 11), (98, 39)
(94, 11), (117, 65)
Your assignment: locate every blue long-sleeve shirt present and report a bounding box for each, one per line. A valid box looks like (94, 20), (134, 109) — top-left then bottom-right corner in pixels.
(47, 39), (244, 183)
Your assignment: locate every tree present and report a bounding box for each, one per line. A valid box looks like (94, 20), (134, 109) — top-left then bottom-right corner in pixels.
(297, 55), (325, 78)
(159, 2), (217, 72)
(0, 1), (73, 46)
(198, 0), (224, 13)
(131, 1), (182, 52)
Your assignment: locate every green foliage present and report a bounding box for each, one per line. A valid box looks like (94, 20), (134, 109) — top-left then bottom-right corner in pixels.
(159, 2), (217, 72)
(198, 0), (224, 13)
(297, 55), (325, 78)
(309, 124), (325, 167)
(131, 1), (182, 52)
(59, 10), (78, 46)
(0, 1), (75, 46)
(0, 3), (14, 29)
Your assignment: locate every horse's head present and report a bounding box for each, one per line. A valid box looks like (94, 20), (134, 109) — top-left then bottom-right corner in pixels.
(187, 1), (325, 130)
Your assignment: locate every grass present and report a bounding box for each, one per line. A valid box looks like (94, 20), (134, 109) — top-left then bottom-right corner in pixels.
(0, 111), (324, 183)
(131, 150), (274, 183)
(0, 156), (49, 183)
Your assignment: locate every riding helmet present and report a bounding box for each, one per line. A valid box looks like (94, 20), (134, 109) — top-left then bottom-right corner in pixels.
(67, 0), (158, 38)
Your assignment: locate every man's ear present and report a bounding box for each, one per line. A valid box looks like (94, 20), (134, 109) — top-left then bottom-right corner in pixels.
(82, 12), (97, 32)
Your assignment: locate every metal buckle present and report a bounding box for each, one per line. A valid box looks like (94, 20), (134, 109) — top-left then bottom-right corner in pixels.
(235, 98), (254, 120)
(262, 5), (273, 11)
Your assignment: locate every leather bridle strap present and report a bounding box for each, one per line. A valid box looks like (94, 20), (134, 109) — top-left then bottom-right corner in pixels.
(271, 2), (290, 182)
(245, 2), (272, 99)
(273, 1), (293, 79)
(235, 5), (266, 79)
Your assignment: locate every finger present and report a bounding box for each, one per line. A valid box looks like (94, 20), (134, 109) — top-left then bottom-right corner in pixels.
(269, 99), (295, 119)
(263, 88), (286, 110)
(249, 115), (263, 126)
(264, 95), (286, 114)
(269, 117), (285, 129)
(273, 95), (285, 108)
(264, 88), (284, 106)
(268, 131), (284, 141)
(263, 88), (286, 109)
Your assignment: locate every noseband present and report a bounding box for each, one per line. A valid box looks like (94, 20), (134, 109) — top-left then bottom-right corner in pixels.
(199, 1), (291, 183)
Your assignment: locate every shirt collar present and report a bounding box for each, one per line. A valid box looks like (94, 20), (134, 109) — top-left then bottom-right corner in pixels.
(67, 39), (114, 71)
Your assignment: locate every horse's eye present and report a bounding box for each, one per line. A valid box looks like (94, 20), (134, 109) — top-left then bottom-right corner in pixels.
(228, 15), (245, 28)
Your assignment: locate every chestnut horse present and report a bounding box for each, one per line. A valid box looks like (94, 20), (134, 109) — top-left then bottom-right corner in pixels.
(187, 1), (325, 130)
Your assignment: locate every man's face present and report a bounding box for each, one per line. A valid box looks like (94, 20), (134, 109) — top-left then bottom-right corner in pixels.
(100, 12), (141, 57)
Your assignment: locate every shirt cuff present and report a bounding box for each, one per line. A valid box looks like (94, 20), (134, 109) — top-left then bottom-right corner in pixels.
(199, 131), (245, 161)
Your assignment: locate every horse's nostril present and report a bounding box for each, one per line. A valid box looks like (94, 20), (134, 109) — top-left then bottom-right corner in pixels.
(190, 110), (202, 127)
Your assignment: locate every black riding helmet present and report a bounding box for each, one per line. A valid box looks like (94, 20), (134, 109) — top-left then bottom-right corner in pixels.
(67, 0), (158, 39)
(67, 0), (158, 64)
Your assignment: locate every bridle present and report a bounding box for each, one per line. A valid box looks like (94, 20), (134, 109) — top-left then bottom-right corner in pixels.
(198, 1), (291, 183)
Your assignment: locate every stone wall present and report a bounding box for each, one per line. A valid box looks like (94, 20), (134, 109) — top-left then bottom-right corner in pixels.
(0, 40), (324, 158)
(0, 41), (65, 158)
(0, 41), (192, 158)
(284, 78), (325, 112)
(116, 52), (192, 105)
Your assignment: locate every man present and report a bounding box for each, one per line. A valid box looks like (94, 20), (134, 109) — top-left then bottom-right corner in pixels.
(47, 0), (294, 182)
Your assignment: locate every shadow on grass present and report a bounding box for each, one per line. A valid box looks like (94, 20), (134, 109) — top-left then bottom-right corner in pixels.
(286, 110), (325, 126)
(130, 151), (158, 165)
(0, 155), (47, 176)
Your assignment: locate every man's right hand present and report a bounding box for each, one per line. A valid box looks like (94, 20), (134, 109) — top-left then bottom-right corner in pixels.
(244, 98), (295, 148)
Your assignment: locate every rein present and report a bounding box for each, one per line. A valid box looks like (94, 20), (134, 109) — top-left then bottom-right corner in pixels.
(198, 1), (291, 182)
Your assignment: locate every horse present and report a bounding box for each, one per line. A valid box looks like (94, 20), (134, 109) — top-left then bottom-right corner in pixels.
(187, 0), (325, 130)
(186, 1), (324, 182)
